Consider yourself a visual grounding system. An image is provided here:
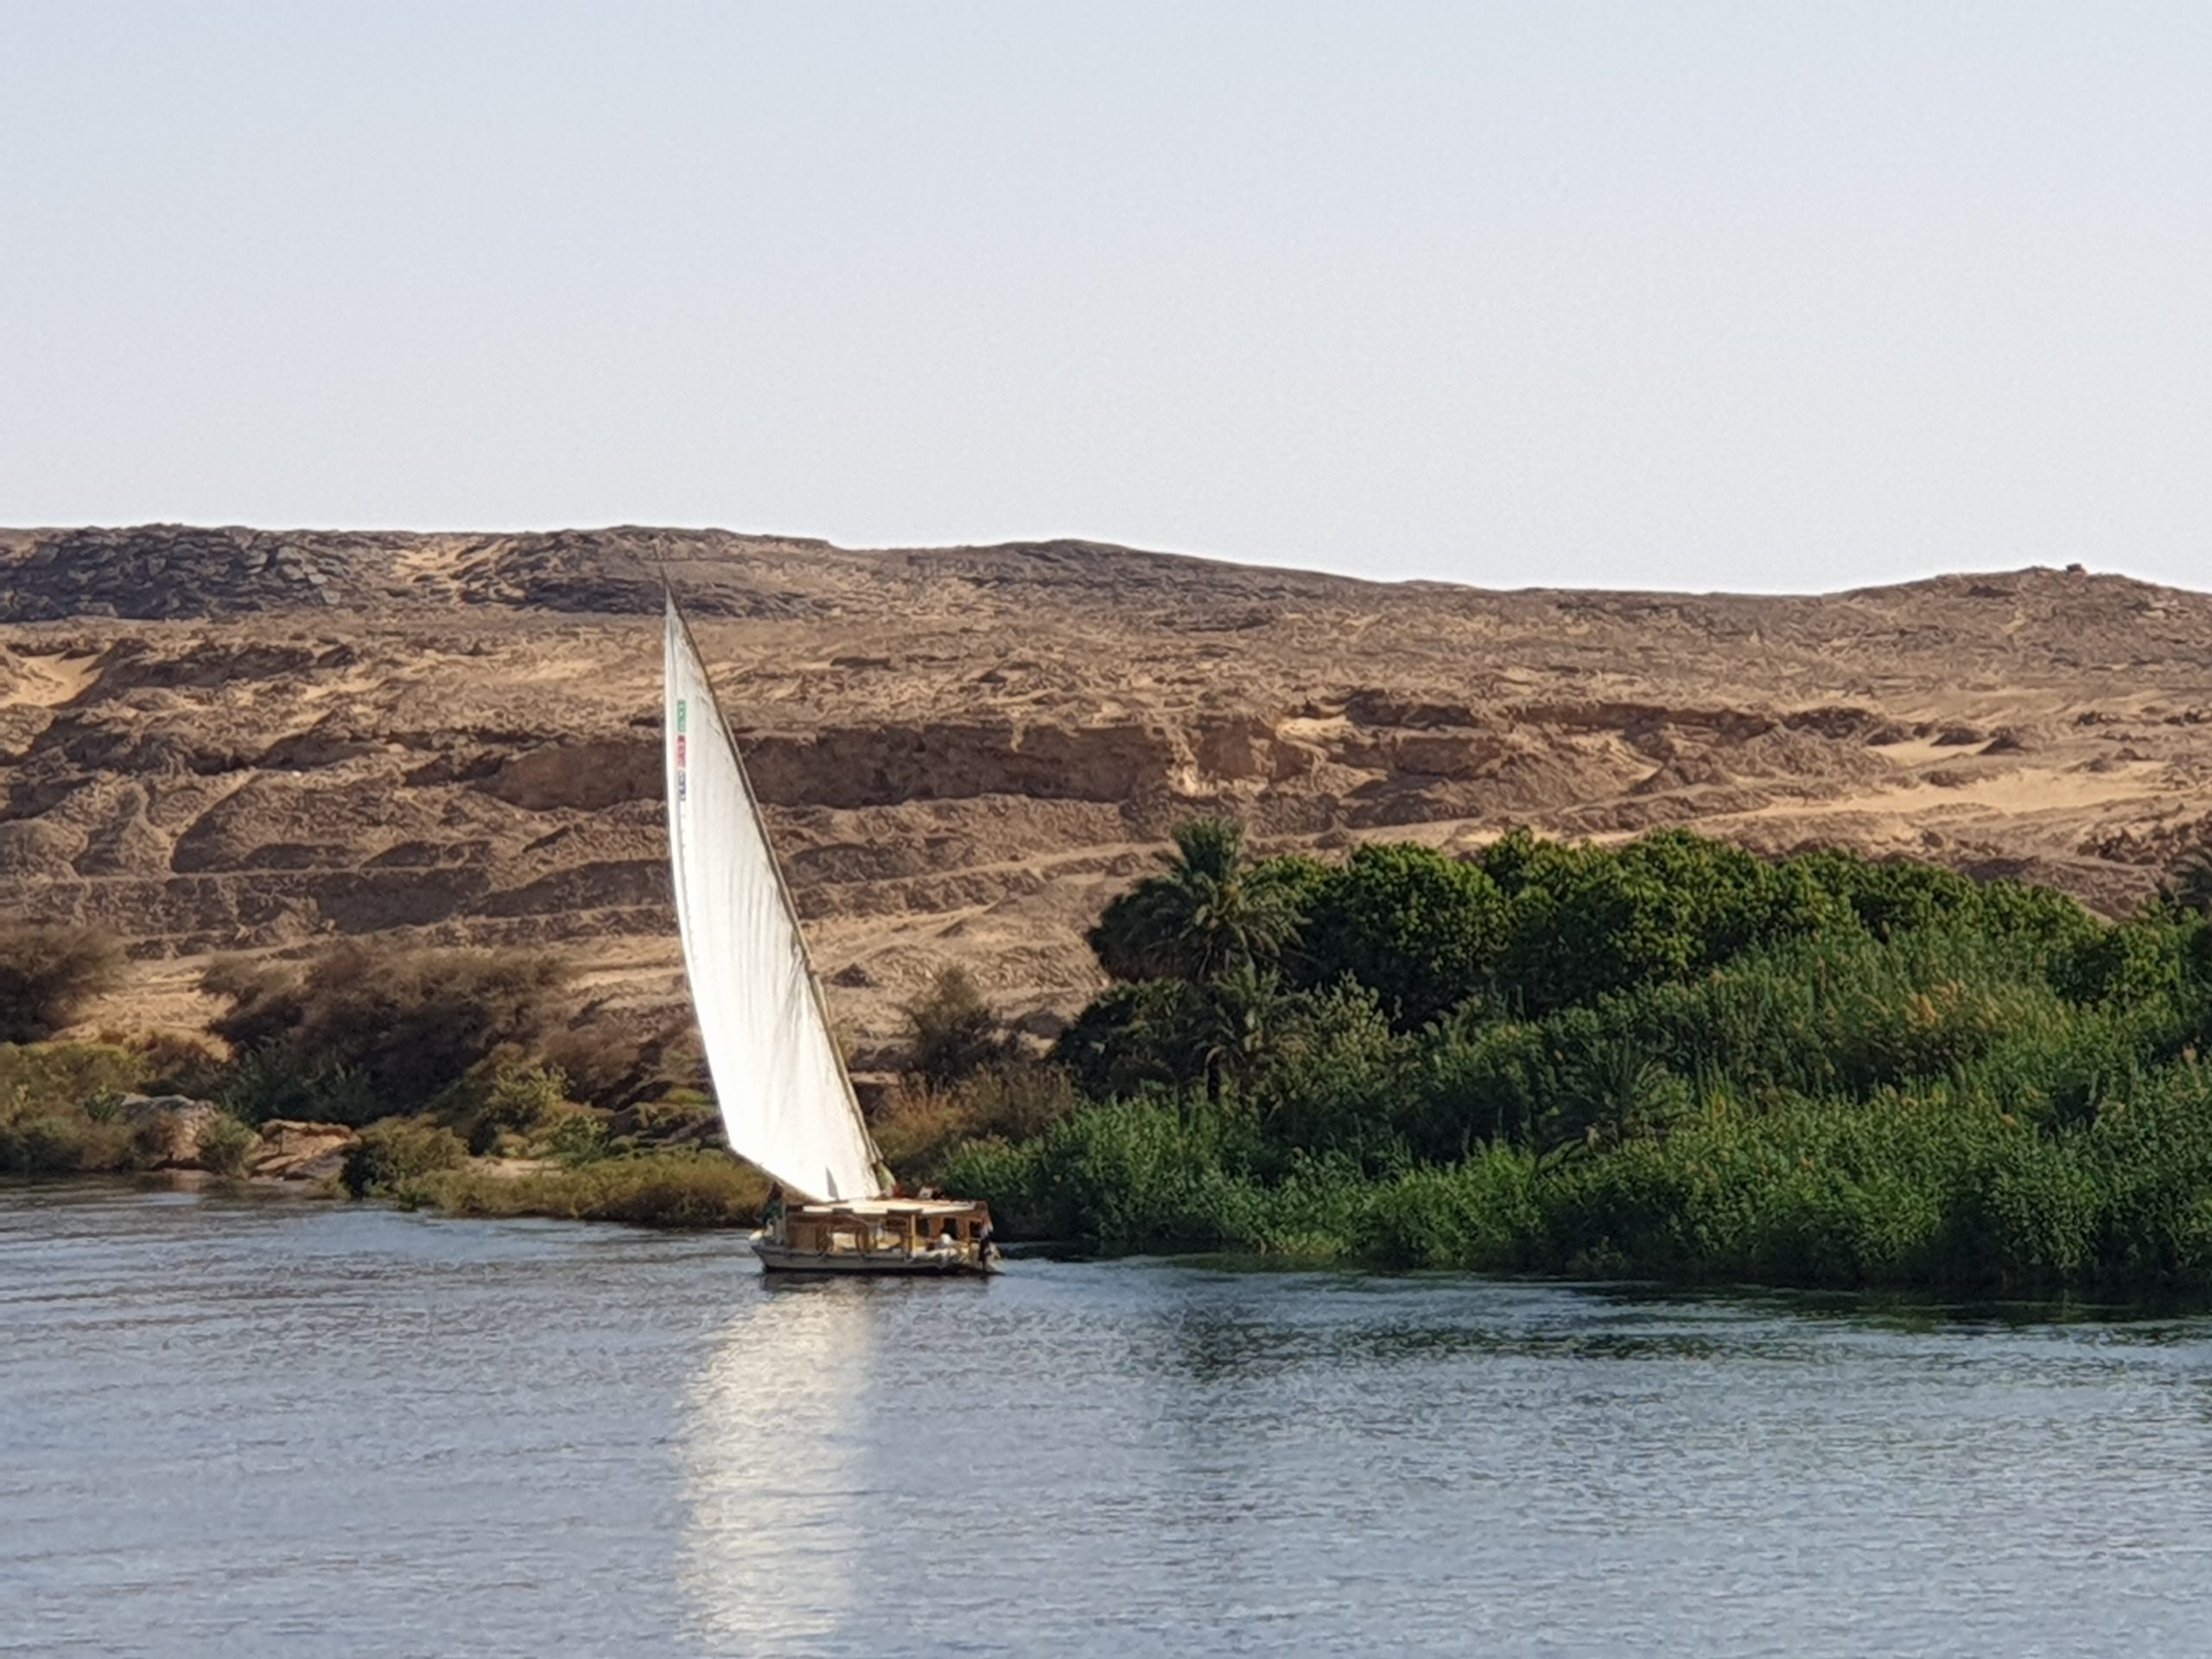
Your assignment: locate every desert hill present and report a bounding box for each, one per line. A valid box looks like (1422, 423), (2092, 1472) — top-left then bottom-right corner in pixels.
(3, 524), (2209, 1058)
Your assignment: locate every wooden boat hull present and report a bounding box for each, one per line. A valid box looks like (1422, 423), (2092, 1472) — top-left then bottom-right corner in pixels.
(750, 1233), (1000, 1276)
(753, 1198), (1000, 1276)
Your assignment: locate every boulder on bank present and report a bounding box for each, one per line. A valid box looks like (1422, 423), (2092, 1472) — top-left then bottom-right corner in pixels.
(109, 1098), (358, 1178)
(117, 1094), (225, 1168)
(247, 1119), (359, 1182)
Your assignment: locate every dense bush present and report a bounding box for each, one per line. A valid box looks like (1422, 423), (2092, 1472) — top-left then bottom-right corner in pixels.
(538, 1111), (612, 1166)
(1053, 978), (1203, 1098)
(0, 925), (124, 1043)
(212, 1046), (379, 1128)
(1294, 843), (1506, 1027)
(957, 823), (2212, 1291)
(439, 1056), (571, 1151)
(540, 1023), (695, 1112)
(941, 1092), (1272, 1253)
(194, 1113), (259, 1177)
(424, 1148), (767, 1227)
(340, 1117), (469, 1198)
(205, 943), (568, 1116)
(0, 1043), (152, 1174)
(874, 1059), (1075, 1184)
(901, 966), (1014, 1086)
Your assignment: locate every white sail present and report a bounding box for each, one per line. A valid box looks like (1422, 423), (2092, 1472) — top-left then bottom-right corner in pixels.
(664, 595), (885, 1203)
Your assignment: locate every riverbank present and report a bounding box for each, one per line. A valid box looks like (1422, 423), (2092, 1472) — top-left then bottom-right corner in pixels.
(936, 1080), (2212, 1293)
(10, 826), (2212, 1294)
(16, 1087), (2212, 1298)
(16, 1029), (2212, 1295)
(937, 826), (2212, 1296)
(0, 1039), (768, 1225)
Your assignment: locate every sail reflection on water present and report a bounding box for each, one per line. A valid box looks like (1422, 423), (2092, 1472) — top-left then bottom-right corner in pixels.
(677, 1281), (879, 1649)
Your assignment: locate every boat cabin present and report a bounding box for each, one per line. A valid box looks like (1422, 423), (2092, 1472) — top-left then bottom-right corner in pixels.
(760, 1198), (997, 1274)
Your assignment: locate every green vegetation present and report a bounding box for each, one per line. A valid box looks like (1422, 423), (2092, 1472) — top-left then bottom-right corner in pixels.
(14, 831), (2212, 1297)
(0, 934), (718, 1203)
(944, 823), (2212, 1294)
(0, 1040), (258, 1179)
(341, 1116), (470, 1197)
(874, 1060), (1077, 1184)
(0, 1042), (152, 1173)
(901, 965), (1015, 1087)
(1087, 818), (1310, 983)
(194, 1111), (259, 1177)
(2169, 848), (2212, 917)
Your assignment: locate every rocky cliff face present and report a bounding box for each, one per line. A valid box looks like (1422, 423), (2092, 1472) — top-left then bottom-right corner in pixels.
(4, 525), (2210, 1052)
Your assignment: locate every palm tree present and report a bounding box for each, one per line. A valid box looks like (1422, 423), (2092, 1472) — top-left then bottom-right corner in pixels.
(1184, 960), (1288, 1102)
(1087, 818), (1305, 984)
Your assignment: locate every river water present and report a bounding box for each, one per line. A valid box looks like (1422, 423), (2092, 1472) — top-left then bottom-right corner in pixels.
(7, 1184), (2212, 1656)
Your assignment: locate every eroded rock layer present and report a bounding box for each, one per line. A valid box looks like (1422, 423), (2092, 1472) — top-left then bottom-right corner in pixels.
(4, 525), (2210, 1051)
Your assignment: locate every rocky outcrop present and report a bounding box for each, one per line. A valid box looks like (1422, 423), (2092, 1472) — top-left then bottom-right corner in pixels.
(104, 1100), (356, 1179)
(246, 1120), (358, 1183)
(0, 527), (387, 620)
(3, 526), (2210, 1049)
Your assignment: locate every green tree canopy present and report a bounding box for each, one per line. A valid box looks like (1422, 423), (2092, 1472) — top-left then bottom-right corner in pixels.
(1087, 818), (1310, 983)
(1296, 842), (1506, 1028)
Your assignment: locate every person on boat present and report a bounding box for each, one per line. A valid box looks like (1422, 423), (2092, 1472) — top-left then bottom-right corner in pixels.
(761, 1183), (786, 1240)
(976, 1221), (997, 1265)
(934, 1223), (962, 1254)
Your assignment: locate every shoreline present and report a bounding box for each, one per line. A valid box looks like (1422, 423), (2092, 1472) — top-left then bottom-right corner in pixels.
(19, 1166), (2212, 1316)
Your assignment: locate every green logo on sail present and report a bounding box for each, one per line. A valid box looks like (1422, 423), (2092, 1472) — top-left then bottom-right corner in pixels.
(677, 700), (687, 734)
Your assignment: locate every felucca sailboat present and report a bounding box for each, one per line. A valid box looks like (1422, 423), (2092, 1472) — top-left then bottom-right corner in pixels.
(663, 593), (996, 1275)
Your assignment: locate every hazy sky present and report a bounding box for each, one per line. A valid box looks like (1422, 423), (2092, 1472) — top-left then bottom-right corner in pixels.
(3, 2), (2206, 592)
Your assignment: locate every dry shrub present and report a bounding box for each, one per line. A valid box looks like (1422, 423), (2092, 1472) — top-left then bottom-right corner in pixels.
(874, 1059), (1077, 1185)
(872, 1082), (971, 1177)
(130, 1029), (227, 1094)
(0, 1113), (135, 1175)
(204, 942), (569, 1115)
(0, 925), (124, 1043)
(539, 1022), (696, 1111)
(901, 966), (1014, 1086)
(199, 956), (299, 1052)
(426, 1151), (766, 1228)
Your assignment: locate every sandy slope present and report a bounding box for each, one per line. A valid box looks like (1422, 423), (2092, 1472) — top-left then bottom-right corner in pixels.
(3, 525), (2209, 1054)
